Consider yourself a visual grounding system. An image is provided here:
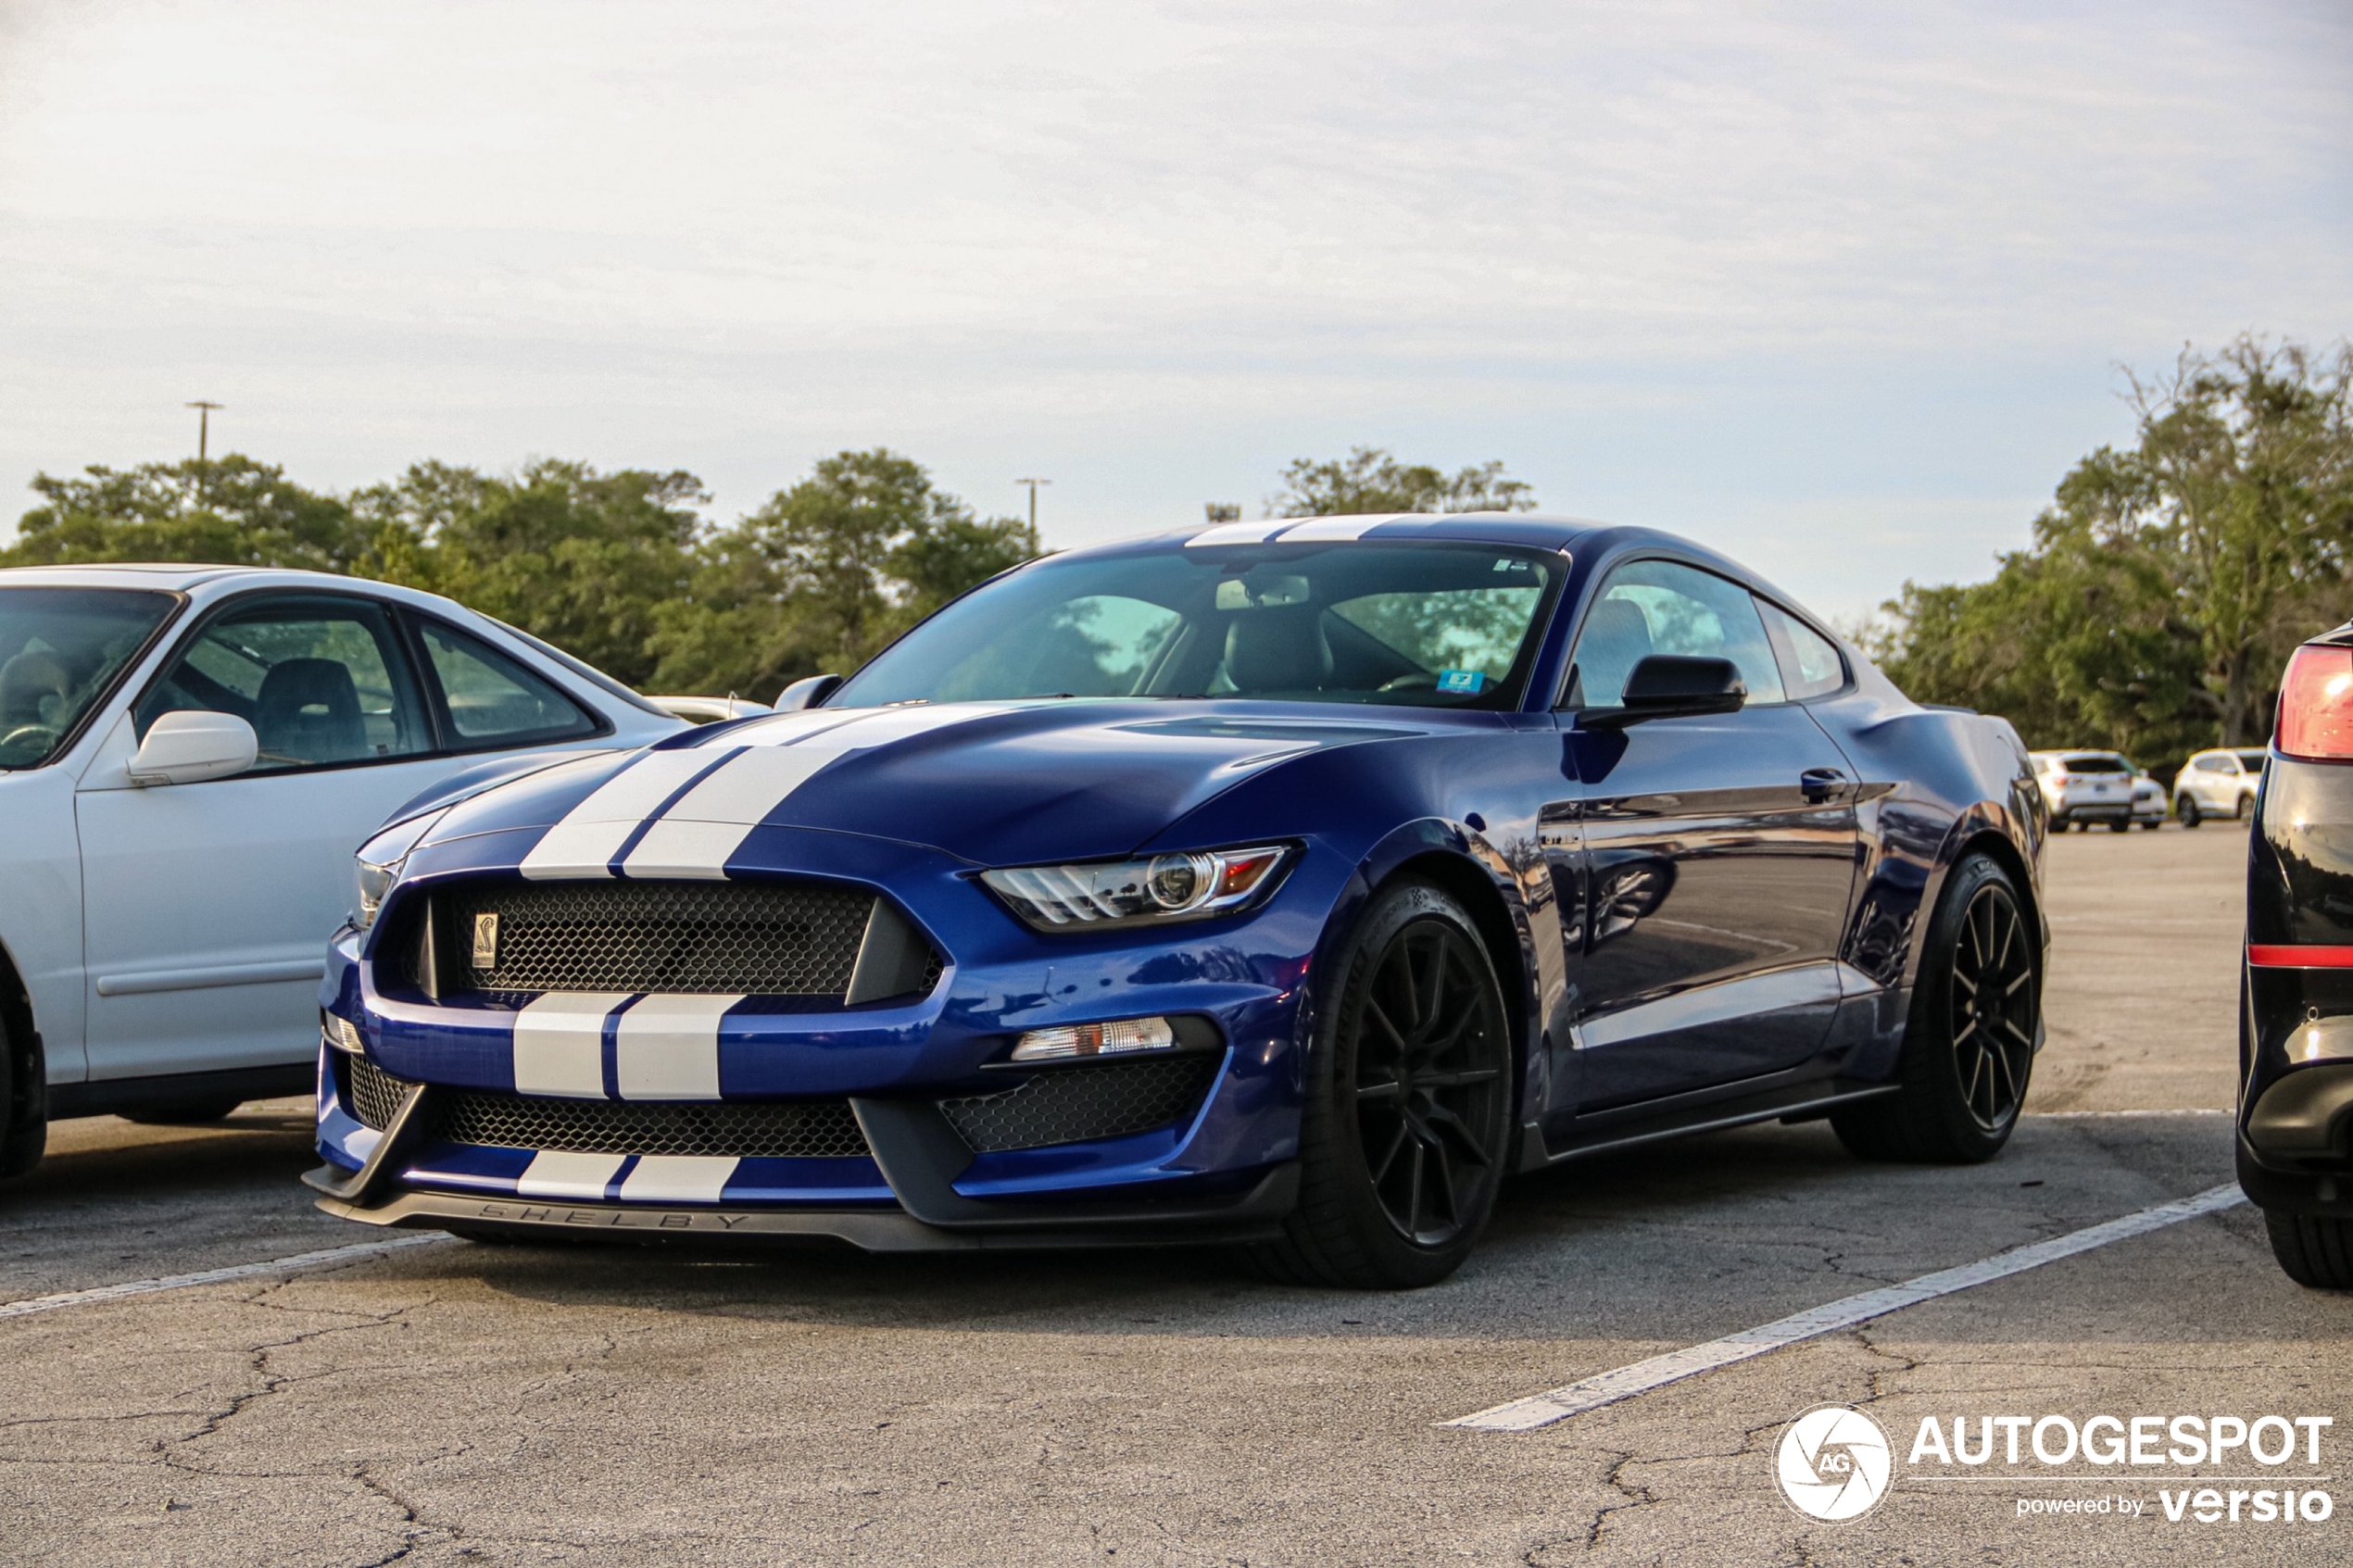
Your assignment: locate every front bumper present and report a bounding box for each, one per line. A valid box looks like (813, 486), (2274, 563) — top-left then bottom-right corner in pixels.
(311, 829), (1344, 1247)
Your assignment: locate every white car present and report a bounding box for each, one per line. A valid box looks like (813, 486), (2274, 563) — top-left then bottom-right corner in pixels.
(2130, 768), (2166, 829)
(2028, 749), (2140, 832)
(0, 565), (683, 1174)
(2173, 746), (2269, 825)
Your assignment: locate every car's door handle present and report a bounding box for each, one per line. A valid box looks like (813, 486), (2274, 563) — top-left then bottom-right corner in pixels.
(1800, 767), (1846, 803)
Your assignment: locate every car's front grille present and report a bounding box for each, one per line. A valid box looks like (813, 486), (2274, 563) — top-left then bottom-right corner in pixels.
(339, 1054), (870, 1160)
(436, 879), (880, 997)
(938, 1055), (1220, 1153)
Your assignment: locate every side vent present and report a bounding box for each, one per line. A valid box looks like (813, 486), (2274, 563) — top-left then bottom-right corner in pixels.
(846, 899), (935, 1004)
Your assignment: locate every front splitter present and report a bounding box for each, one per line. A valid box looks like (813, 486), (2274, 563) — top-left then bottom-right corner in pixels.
(316, 1169), (1294, 1252)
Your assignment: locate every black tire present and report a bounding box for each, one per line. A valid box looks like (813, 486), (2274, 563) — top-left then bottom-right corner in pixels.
(120, 1099), (245, 1125)
(2107, 820), (2131, 834)
(1832, 854), (2037, 1163)
(2140, 820), (2161, 832)
(2235, 794), (2252, 822)
(2264, 1209), (2353, 1289)
(2177, 794), (2202, 827)
(1252, 881), (1514, 1289)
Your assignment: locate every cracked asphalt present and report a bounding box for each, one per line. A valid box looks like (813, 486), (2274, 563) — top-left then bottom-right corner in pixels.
(4, 822), (2345, 1566)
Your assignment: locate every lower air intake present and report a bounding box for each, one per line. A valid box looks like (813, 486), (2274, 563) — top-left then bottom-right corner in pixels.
(339, 1053), (869, 1160)
(938, 1054), (1220, 1153)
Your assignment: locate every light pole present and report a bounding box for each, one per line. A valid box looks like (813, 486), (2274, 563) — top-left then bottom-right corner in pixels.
(1014, 476), (1051, 534)
(186, 400), (223, 461)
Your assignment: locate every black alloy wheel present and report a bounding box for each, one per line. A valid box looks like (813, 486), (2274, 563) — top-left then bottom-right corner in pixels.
(1255, 881), (1514, 1288)
(1832, 853), (2037, 1163)
(1352, 918), (1509, 1247)
(1945, 879), (2035, 1135)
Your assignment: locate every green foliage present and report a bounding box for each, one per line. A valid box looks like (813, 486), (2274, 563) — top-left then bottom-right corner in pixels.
(349, 460), (705, 689)
(1269, 446), (1537, 516)
(1872, 335), (2353, 767)
(5, 457), (386, 575)
(646, 448), (1038, 700)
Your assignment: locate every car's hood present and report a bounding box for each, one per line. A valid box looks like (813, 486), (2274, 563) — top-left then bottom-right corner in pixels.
(429, 699), (1446, 867)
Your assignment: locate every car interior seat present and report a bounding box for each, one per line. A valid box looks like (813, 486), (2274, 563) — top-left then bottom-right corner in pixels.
(255, 658), (365, 764)
(1224, 606), (1334, 695)
(1573, 597), (1654, 707)
(0, 648), (73, 733)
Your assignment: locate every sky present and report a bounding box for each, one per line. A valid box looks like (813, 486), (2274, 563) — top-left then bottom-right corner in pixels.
(1, 0), (2347, 623)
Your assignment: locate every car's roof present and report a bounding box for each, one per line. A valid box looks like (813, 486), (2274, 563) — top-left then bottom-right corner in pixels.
(1077, 512), (1606, 557)
(0, 562), (356, 592)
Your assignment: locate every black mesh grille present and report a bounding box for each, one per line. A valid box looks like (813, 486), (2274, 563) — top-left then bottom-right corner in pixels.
(340, 1051), (411, 1130)
(939, 1055), (1220, 1153)
(432, 1092), (870, 1160)
(439, 879), (879, 996)
(338, 1053), (868, 1160)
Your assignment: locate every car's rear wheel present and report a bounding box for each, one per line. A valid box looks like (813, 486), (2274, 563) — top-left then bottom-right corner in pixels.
(1832, 854), (2036, 1163)
(2236, 794), (2253, 821)
(1253, 881), (1513, 1289)
(2264, 1209), (2353, 1290)
(2177, 795), (2202, 827)
(2107, 820), (2131, 834)
(120, 1099), (245, 1125)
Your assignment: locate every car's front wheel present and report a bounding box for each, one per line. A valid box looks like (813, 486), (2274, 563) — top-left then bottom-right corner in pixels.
(2177, 794), (2202, 827)
(1832, 853), (2037, 1163)
(2264, 1210), (2353, 1289)
(1255, 881), (1514, 1289)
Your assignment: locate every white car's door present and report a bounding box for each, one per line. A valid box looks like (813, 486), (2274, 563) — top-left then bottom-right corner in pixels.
(74, 592), (612, 1081)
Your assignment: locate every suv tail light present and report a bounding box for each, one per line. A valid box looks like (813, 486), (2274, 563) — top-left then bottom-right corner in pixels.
(2278, 645), (2353, 760)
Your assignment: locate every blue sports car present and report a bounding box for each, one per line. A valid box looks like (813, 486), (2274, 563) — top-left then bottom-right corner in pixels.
(310, 513), (2046, 1286)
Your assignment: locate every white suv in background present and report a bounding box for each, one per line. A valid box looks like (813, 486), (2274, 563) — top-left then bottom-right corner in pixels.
(2029, 750), (2138, 832)
(2173, 746), (2269, 825)
(0, 565), (684, 1176)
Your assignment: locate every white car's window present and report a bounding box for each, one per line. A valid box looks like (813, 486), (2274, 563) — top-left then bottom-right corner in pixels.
(1756, 600), (1846, 700)
(416, 620), (598, 749)
(137, 596), (431, 771)
(0, 587), (177, 770)
(1568, 559), (1786, 709)
(2196, 755), (2233, 774)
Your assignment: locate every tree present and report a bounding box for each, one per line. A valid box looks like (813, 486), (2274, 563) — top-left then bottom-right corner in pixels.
(1873, 334), (2353, 762)
(2, 456), (384, 574)
(648, 449), (1037, 700)
(348, 459), (706, 690)
(1268, 446), (1537, 516)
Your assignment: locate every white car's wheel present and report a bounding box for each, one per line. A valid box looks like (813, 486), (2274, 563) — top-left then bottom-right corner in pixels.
(2177, 794), (2202, 827)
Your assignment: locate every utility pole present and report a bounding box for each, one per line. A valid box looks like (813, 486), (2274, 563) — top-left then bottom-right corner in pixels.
(186, 401), (223, 462)
(1014, 476), (1051, 534)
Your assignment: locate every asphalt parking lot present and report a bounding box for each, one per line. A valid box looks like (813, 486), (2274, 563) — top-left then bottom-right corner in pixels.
(4, 821), (2342, 1566)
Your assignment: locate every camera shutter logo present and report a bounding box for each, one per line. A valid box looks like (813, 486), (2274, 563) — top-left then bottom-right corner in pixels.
(1774, 1404), (1893, 1523)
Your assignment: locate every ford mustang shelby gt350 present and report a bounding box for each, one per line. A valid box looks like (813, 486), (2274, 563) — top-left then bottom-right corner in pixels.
(311, 514), (2046, 1286)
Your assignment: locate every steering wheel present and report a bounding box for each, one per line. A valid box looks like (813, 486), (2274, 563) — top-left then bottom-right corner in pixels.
(1378, 672), (1441, 693)
(0, 723), (60, 755)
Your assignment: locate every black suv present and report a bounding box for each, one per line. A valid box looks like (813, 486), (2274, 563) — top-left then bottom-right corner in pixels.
(2244, 624), (2353, 1287)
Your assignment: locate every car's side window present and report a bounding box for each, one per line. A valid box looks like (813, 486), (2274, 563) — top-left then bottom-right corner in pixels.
(1756, 599), (1847, 700)
(2196, 755), (2231, 774)
(1564, 558), (1787, 709)
(136, 596), (431, 771)
(413, 620), (599, 749)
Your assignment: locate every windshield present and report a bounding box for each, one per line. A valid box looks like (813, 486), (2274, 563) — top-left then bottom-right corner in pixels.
(833, 542), (1563, 709)
(0, 587), (178, 769)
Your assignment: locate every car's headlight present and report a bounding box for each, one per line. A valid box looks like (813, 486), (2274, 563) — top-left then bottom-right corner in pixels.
(981, 845), (1292, 931)
(354, 810), (447, 930)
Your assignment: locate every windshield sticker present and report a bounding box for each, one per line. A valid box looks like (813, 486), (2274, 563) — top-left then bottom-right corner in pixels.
(1436, 670), (1487, 694)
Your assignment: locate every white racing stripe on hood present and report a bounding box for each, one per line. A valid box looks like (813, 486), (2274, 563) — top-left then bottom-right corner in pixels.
(617, 702), (1022, 879)
(519, 750), (738, 880)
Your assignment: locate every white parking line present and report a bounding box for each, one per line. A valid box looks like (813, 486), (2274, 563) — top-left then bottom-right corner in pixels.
(0, 1235), (447, 1323)
(1444, 1183), (2246, 1433)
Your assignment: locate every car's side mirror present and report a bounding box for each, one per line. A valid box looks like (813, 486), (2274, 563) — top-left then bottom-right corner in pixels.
(127, 711), (259, 786)
(1580, 655), (1746, 728)
(774, 673), (842, 711)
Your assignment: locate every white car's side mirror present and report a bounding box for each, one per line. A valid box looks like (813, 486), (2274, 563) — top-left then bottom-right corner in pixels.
(127, 711), (259, 786)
